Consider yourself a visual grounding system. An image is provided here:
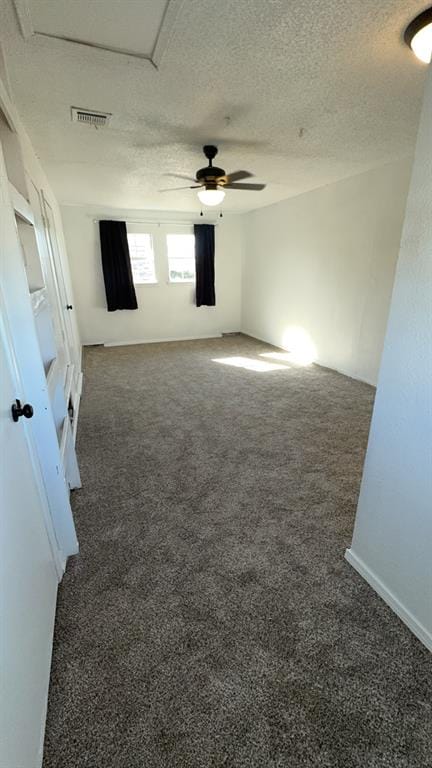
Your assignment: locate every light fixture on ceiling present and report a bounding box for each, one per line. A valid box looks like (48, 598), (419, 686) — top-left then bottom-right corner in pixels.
(404, 6), (432, 63)
(160, 146), (266, 203)
(197, 186), (226, 207)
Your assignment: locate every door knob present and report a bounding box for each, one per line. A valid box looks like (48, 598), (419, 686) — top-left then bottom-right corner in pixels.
(66, 304), (73, 310)
(11, 399), (34, 422)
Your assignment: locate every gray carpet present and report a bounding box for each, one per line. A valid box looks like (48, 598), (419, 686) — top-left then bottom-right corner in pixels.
(43, 335), (432, 768)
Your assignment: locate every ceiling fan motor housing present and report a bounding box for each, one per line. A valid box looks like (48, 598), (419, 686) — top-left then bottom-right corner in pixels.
(196, 166), (226, 184)
(160, 144), (265, 193)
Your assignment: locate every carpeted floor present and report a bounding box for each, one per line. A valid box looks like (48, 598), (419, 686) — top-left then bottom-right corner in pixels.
(43, 335), (432, 768)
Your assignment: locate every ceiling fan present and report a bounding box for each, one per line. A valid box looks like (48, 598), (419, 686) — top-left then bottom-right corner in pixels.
(160, 145), (266, 206)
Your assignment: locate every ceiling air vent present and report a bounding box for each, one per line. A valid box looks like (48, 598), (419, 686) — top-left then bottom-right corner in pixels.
(71, 107), (112, 128)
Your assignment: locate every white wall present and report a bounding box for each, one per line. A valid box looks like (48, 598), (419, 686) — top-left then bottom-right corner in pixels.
(346, 67), (432, 651)
(241, 159), (412, 384)
(61, 206), (243, 345)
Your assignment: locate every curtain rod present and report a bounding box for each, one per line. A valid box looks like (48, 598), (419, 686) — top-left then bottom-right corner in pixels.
(92, 217), (220, 226)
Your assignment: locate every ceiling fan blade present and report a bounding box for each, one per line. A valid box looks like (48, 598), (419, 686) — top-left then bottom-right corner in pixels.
(161, 173), (198, 183)
(159, 185), (201, 192)
(225, 183), (266, 191)
(225, 170), (253, 183)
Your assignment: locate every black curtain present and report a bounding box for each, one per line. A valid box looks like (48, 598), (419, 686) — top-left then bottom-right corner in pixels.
(194, 224), (215, 307)
(99, 220), (138, 311)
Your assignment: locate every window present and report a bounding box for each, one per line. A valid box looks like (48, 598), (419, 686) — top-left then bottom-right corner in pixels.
(167, 234), (195, 283)
(127, 233), (157, 284)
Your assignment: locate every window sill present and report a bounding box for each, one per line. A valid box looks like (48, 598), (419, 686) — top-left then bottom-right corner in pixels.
(133, 281), (159, 286)
(167, 281), (195, 286)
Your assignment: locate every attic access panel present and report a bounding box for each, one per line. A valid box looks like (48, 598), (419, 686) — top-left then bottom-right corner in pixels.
(15, 0), (182, 64)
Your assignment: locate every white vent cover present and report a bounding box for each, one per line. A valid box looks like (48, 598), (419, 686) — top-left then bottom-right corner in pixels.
(71, 107), (112, 127)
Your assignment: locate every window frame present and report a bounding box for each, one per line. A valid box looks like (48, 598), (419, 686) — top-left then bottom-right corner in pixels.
(126, 231), (158, 286)
(166, 230), (196, 285)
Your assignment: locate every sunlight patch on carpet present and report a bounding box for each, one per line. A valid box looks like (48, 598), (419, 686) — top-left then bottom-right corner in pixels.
(212, 356), (288, 372)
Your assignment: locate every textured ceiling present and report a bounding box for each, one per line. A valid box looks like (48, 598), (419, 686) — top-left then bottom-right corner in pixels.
(0, 0), (429, 212)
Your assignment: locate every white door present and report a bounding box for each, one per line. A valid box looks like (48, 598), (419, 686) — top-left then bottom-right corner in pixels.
(28, 180), (69, 370)
(0, 297), (60, 768)
(42, 195), (77, 368)
(0, 141), (78, 563)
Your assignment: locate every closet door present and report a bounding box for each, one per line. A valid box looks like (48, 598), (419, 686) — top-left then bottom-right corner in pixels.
(0, 292), (60, 768)
(0, 139), (78, 560)
(27, 180), (68, 368)
(42, 195), (77, 368)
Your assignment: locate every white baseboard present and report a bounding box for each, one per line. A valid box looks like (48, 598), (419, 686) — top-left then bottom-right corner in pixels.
(345, 548), (432, 652)
(102, 333), (223, 347)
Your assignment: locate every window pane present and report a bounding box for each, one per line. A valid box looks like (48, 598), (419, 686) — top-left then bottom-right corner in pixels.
(167, 234), (195, 282)
(127, 233), (157, 284)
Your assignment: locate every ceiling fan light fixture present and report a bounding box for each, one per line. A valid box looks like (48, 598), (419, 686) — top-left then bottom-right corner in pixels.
(197, 186), (226, 207)
(404, 7), (432, 63)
